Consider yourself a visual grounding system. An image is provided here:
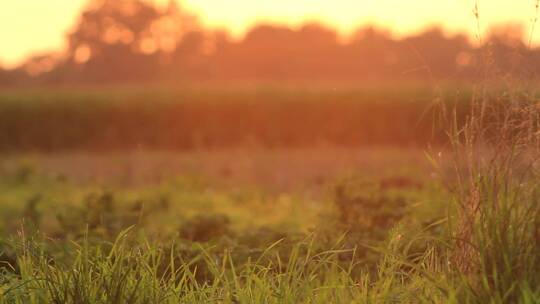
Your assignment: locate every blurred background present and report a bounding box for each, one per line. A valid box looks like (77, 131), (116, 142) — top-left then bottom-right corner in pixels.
(0, 0), (536, 152)
(0, 0), (536, 236)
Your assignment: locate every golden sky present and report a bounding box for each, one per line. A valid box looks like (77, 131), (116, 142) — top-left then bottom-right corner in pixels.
(1, 0), (539, 68)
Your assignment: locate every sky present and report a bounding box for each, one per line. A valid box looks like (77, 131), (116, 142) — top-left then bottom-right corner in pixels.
(1, 0), (540, 68)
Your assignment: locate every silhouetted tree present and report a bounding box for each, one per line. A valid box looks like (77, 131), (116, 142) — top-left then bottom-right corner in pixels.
(46, 0), (200, 83)
(484, 24), (528, 78)
(347, 26), (400, 80)
(6, 0), (540, 85)
(401, 27), (472, 80)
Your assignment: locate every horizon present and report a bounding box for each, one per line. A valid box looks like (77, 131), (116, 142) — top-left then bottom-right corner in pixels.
(1, 0), (540, 69)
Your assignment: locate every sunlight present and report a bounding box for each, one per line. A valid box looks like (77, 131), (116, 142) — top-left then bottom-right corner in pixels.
(1, 0), (540, 68)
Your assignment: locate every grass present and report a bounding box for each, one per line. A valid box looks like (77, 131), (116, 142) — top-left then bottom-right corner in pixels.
(2, 230), (364, 303)
(0, 83), (539, 302)
(0, 140), (537, 303)
(0, 83), (469, 151)
(0, 147), (458, 303)
(1, 17), (540, 302)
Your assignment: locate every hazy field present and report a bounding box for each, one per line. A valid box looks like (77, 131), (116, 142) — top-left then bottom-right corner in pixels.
(0, 84), (471, 151)
(0, 85), (538, 303)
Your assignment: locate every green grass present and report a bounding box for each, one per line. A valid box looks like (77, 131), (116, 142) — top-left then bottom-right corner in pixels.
(0, 83), (539, 302)
(0, 132), (538, 302)
(0, 149), (537, 303)
(0, 151), (456, 303)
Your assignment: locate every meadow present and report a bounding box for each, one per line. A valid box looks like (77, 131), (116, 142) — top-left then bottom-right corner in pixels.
(0, 84), (470, 151)
(0, 84), (538, 303)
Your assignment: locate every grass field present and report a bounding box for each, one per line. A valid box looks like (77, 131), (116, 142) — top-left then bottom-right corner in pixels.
(0, 85), (539, 303)
(0, 84), (472, 151)
(0, 147), (455, 303)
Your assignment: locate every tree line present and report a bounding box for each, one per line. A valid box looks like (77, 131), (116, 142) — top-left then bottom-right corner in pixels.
(0, 0), (535, 86)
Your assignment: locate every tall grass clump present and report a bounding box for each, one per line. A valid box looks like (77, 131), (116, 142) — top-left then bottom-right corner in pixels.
(442, 86), (540, 302)
(437, 3), (540, 300)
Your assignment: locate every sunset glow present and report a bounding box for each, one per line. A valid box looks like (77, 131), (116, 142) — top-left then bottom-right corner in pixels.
(1, 0), (540, 68)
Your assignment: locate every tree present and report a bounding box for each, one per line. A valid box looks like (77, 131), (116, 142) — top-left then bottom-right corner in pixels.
(62, 0), (200, 83)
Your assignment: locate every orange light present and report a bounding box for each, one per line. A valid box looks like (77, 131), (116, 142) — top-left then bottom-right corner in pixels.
(74, 44), (92, 64)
